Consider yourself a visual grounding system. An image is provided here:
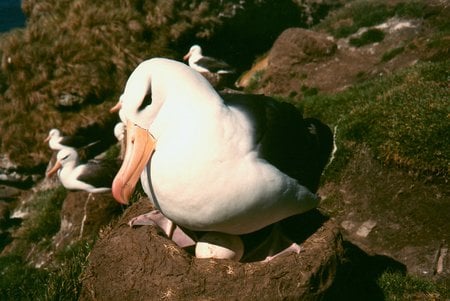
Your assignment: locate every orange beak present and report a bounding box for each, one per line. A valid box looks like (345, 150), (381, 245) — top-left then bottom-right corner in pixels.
(44, 135), (51, 143)
(110, 100), (122, 113)
(112, 120), (156, 204)
(183, 52), (191, 61)
(46, 161), (62, 177)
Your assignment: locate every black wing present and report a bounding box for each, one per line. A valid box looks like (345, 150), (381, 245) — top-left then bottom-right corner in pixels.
(221, 93), (333, 192)
(196, 56), (235, 73)
(77, 159), (121, 189)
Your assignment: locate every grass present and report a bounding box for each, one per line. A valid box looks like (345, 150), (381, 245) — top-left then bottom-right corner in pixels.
(19, 187), (67, 243)
(378, 271), (448, 300)
(301, 59), (449, 179)
(0, 241), (92, 300)
(0, 184), (93, 300)
(319, 0), (433, 39)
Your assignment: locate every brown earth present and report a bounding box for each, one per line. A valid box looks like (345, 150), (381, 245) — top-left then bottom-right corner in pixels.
(80, 198), (343, 301)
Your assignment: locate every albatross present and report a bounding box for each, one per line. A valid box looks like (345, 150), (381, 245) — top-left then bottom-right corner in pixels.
(45, 128), (99, 151)
(111, 58), (333, 260)
(183, 45), (235, 74)
(47, 148), (120, 193)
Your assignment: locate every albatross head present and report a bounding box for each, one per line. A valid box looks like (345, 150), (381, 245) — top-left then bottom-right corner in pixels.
(183, 44), (202, 62)
(46, 147), (78, 177)
(44, 128), (61, 143)
(111, 58), (218, 205)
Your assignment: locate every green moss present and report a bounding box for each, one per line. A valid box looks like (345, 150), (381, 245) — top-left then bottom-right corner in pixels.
(20, 186), (67, 244)
(378, 271), (448, 300)
(302, 60), (449, 178)
(325, 1), (393, 38)
(0, 241), (92, 301)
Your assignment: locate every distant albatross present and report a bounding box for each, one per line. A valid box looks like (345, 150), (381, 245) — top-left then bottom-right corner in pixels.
(47, 148), (120, 193)
(110, 58), (333, 260)
(44, 128), (99, 151)
(183, 45), (235, 74)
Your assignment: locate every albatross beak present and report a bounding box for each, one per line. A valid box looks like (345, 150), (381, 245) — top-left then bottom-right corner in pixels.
(46, 161), (62, 177)
(112, 120), (156, 205)
(183, 52), (191, 61)
(110, 100), (122, 113)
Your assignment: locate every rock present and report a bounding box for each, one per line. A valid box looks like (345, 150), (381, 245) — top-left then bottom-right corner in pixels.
(356, 220), (377, 238)
(0, 185), (21, 201)
(80, 200), (344, 300)
(52, 191), (123, 250)
(0, 201), (10, 226)
(259, 28), (337, 97)
(57, 92), (85, 107)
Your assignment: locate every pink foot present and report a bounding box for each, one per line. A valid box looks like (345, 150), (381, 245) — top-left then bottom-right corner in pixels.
(262, 242), (302, 262)
(128, 210), (196, 248)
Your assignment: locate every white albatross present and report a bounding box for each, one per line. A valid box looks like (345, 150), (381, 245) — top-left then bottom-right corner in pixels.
(183, 45), (235, 74)
(110, 58), (333, 260)
(44, 128), (99, 151)
(47, 148), (120, 193)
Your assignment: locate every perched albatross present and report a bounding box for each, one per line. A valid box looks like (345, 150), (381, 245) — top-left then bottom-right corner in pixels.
(47, 148), (120, 193)
(45, 128), (99, 151)
(183, 45), (235, 74)
(111, 58), (333, 260)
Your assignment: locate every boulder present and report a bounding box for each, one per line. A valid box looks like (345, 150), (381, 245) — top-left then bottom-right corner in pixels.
(53, 191), (123, 250)
(259, 27), (337, 97)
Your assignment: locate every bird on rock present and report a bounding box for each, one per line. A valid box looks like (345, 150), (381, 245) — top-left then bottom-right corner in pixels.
(183, 45), (235, 74)
(44, 128), (99, 152)
(110, 58), (333, 261)
(47, 147), (120, 193)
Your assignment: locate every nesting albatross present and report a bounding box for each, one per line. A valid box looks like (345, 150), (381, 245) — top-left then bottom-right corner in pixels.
(111, 58), (333, 260)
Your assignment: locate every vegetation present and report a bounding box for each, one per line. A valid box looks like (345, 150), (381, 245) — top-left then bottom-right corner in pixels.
(319, 0), (431, 38)
(378, 270), (448, 300)
(0, 241), (91, 300)
(302, 60), (449, 179)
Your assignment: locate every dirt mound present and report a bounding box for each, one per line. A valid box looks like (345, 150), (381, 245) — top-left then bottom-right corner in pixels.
(80, 199), (343, 300)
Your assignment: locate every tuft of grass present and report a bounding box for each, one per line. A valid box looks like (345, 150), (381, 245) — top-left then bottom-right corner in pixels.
(301, 59), (449, 179)
(378, 271), (448, 300)
(301, 85), (319, 97)
(0, 241), (92, 300)
(349, 28), (385, 47)
(20, 186), (67, 244)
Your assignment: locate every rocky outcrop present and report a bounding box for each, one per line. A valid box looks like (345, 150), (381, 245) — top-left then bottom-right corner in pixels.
(52, 191), (123, 251)
(80, 199), (344, 300)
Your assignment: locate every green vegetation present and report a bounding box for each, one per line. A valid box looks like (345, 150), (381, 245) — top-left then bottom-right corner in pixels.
(20, 187), (66, 243)
(349, 28), (385, 47)
(378, 271), (448, 300)
(302, 59), (449, 178)
(319, 0), (431, 38)
(0, 186), (93, 300)
(0, 242), (92, 300)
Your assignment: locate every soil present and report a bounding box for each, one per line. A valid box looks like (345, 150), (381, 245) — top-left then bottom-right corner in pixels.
(80, 198), (344, 301)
